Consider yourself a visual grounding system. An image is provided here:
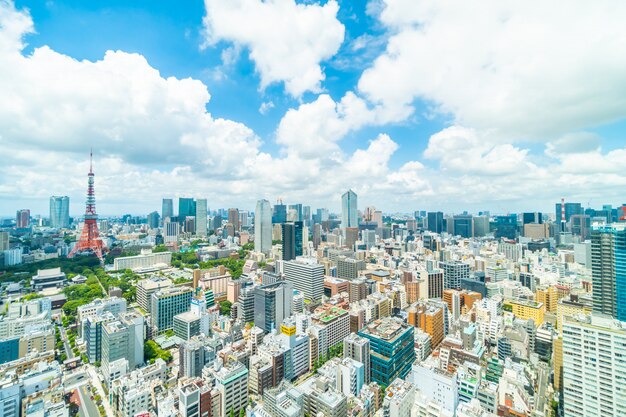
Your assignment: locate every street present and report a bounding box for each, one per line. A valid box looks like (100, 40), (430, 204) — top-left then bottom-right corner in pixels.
(77, 384), (100, 417)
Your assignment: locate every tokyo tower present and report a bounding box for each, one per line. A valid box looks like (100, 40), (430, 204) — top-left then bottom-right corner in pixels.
(68, 150), (107, 263)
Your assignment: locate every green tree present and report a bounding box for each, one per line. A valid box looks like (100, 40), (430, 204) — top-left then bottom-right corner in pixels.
(219, 300), (232, 316)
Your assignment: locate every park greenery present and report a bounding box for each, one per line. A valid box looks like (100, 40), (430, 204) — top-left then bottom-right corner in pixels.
(312, 342), (344, 373)
(219, 300), (232, 316)
(144, 340), (173, 364)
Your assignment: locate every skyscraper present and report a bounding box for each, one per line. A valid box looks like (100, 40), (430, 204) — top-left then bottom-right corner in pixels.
(591, 224), (626, 321)
(427, 211), (444, 234)
(452, 215), (474, 238)
(289, 203), (303, 222)
(162, 198), (173, 222)
(283, 258), (324, 301)
(255, 199), (272, 254)
(341, 190), (358, 229)
(562, 314), (626, 417)
(272, 203), (287, 224)
(254, 280), (293, 333)
(15, 209), (30, 228)
(281, 221), (303, 261)
(179, 198), (196, 223)
(195, 199), (208, 237)
(49, 196), (70, 228)
(228, 208), (240, 232)
(147, 211), (160, 229)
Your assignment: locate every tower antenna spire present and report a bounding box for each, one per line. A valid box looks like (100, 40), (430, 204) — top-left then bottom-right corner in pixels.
(68, 150), (106, 263)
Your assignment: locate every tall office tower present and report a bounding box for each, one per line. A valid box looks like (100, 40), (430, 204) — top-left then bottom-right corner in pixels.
(282, 222), (295, 261)
(228, 208), (240, 232)
(161, 198), (173, 222)
(472, 215), (489, 237)
(344, 333), (371, 384)
(313, 223), (322, 249)
(316, 208), (330, 222)
(289, 203), (303, 222)
(555, 201), (584, 224)
(118, 311), (144, 369)
(281, 221), (303, 261)
(164, 220), (180, 243)
(570, 214), (591, 239)
(151, 287), (193, 334)
(562, 315), (626, 417)
(591, 224), (626, 320)
(254, 280), (293, 333)
(283, 259), (324, 301)
(427, 212), (444, 234)
(494, 214), (518, 239)
(195, 199), (208, 237)
(344, 227), (359, 250)
(179, 198), (196, 223)
(452, 215), (474, 238)
(255, 199), (272, 254)
(358, 318), (415, 386)
(179, 339), (206, 378)
(522, 212), (543, 224)
(272, 203), (287, 224)
(341, 190), (358, 229)
(302, 205), (311, 225)
(101, 320), (130, 382)
(0, 231), (9, 251)
(211, 215), (222, 231)
(147, 211), (160, 229)
(15, 209), (30, 228)
(49, 196), (70, 228)
(440, 261), (470, 290)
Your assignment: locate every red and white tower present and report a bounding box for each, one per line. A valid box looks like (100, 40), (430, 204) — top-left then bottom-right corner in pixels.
(68, 151), (106, 263)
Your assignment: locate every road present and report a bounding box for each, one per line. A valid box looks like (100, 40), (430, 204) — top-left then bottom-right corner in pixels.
(59, 323), (74, 359)
(77, 384), (100, 417)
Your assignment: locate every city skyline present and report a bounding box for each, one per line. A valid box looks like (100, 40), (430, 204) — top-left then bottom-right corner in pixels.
(2, 1), (626, 215)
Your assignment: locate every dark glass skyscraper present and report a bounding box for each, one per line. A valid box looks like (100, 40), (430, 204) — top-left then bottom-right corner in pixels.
(427, 211), (444, 233)
(494, 214), (518, 239)
(272, 204), (287, 224)
(178, 198), (196, 221)
(281, 221), (303, 261)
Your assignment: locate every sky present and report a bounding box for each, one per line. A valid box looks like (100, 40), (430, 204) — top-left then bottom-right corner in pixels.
(1, 0), (626, 217)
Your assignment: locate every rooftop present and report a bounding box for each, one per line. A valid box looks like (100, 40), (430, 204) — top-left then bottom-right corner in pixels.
(360, 318), (409, 341)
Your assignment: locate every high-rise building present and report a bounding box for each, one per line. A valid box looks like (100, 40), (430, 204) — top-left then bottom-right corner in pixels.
(179, 198), (196, 222)
(195, 199), (208, 237)
(228, 208), (240, 232)
(162, 198), (173, 222)
(15, 209), (30, 228)
(147, 211), (160, 229)
(281, 221), (303, 261)
(283, 259), (324, 301)
(151, 287), (193, 334)
(289, 204), (303, 222)
(494, 214), (518, 239)
(0, 231), (9, 252)
(591, 224), (626, 321)
(49, 196), (70, 228)
(179, 338), (206, 378)
(208, 360), (249, 417)
(255, 199), (272, 255)
(101, 320), (131, 384)
(358, 318), (415, 386)
(254, 281), (293, 333)
(344, 333), (371, 384)
(562, 315), (626, 417)
(337, 257), (365, 280)
(440, 261), (470, 290)
(273, 203), (287, 224)
(427, 212), (444, 234)
(453, 215), (474, 238)
(555, 201), (583, 224)
(341, 190), (358, 229)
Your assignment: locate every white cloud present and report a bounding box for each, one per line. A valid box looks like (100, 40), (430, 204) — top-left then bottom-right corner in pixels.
(202, 0), (345, 97)
(258, 101), (274, 115)
(359, 0), (626, 137)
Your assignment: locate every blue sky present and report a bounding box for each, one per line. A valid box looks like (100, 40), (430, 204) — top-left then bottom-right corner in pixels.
(2, 0), (626, 216)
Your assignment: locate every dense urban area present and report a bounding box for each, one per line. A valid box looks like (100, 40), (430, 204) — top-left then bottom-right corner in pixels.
(1, 161), (625, 417)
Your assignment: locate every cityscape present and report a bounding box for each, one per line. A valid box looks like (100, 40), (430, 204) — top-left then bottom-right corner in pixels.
(2, 2), (626, 417)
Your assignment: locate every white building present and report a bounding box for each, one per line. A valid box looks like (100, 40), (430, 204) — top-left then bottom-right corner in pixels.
(563, 314), (626, 417)
(283, 258), (324, 301)
(382, 378), (415, 417)
(254, 199), (272, 255)
(113, 249), (172, 271)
